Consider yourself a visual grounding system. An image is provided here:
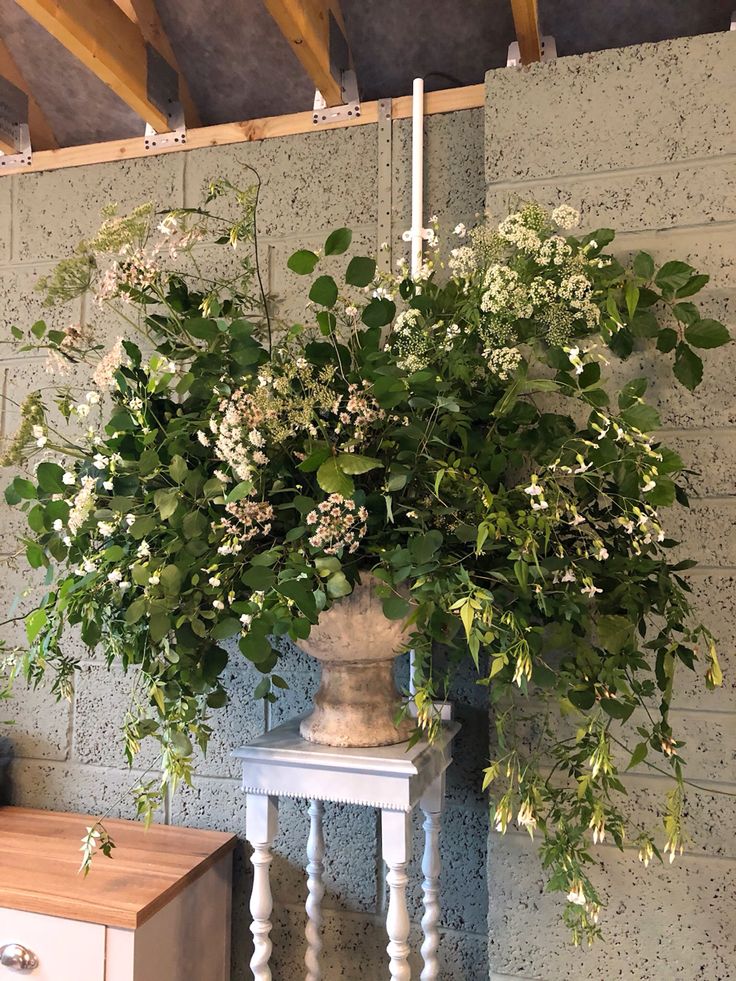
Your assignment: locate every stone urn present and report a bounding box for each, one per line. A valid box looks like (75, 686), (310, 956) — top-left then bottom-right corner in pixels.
(299, 571), (413, 747)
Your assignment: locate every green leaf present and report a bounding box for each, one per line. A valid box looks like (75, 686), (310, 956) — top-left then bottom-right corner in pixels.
(629, 310), (659, 338)
(677, 273), (709, 298)
(324, 227), (352, 256)
(382, 594), (410, 620)
(139, 448), (160, 476)
(656, 328), (678, 353)
(345, 256), (376, 287)
(30, 320), (47, 339)
(277, 580), (317, 621)
(626, 741), (649, 770)
(26, 543), (45, 568)
(326, 571), (352, 598)
(287, 249), (319, 275)
(633, 252), (654, 280)
(655, 260), (694, 293)
(36, 462), (65, 494)
(226, 480), (254, 503)
(309, 275), (338, 308)
(672, 302), (699, 326)
(182, 510), (208, 538)
(169, 455), (188, 483)
(12, 478), (38, 500)
(361, 297), (396, 329)
(316, 458), (354, 496)
(597, 614), (633, 655)
(625, 283), (640, 319)
(125, 597), (148, 624)
(621, 402), (660, 433)
(684, 319), (731, 349)
(645, 476), (676, 506)
(673, 342), (703, 391)
(409, 530), (443, 564)
(183, 317), (217, 340)
(568, 687), (596, 710)
(298, 445), (331, 472)
(149, 612), (171, 643)
(243, 565), (276, 590)
(160, 564), (183, 594)
(25, 608), (48, 643)
(212, 617), (241, 640)
(154, 487), (179, 519)
(336, 453), (382, 475)
(316, 311), (336, 336)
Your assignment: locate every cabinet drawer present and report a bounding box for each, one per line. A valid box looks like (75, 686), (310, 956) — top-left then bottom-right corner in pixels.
(0, 907), (105, 981)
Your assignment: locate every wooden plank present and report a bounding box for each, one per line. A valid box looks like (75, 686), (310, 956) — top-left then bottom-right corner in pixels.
(510, 0), (542, 64)
(112, 0), (201, 127)
(0, 806), (237, 929)
(14, 0), (174, 131)
(0, 83), (484, 177)
(0, 37), (57, 150)
(263, 0), (351, 107)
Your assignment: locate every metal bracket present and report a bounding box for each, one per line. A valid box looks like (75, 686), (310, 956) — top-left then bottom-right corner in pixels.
(0, 76), (32, 170)
(506, 35), (557, 67)
(313, 10), (360, 124)
(143, 43), (186, 150)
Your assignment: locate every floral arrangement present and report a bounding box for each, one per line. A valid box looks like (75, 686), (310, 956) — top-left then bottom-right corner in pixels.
(1, 178), (729, 941)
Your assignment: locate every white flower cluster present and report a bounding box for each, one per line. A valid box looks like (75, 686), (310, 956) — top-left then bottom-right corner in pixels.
(537, 235), (573, 267)
(92, 337), (127, 390)
(485, 346), (522, 381)
(391, 308), (432, 372)
(306, 494), (368, 555)
(96, 245), (160, 306)
(448, 246), (477, 279)
(481, 264), (533, 320)
(497, 213), (542, 254)
(551, 204), (581, 230)
(67, 475), (96, 535)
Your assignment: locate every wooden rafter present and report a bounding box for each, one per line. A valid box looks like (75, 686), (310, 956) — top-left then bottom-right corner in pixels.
(510, 0), (542, 64)
(14, 0), (185, 131)
(112, 0), (200, 127)
(262, 0), (352, 107)
(0, 83), (484, 176)
(0, 36), (57, 151)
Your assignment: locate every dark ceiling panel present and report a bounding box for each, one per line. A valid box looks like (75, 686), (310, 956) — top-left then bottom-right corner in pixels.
(154, 0), (315, 125)
(341, 0), (516, 98)
(0, 0), (143, 147)
(541, 0), (734, 56)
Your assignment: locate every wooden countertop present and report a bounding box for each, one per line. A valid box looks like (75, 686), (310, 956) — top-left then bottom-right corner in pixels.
(0, 807), (237, 929)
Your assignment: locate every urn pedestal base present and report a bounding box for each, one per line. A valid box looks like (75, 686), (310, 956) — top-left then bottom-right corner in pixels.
(300, 659), (412, 748)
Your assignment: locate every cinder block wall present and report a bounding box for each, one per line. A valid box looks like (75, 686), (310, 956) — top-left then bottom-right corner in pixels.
(484, 33), (736, 981)
(0, 111), (489, 979)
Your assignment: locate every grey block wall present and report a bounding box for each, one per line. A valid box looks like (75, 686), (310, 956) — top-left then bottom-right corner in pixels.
(0, 112), (489, 978)
(484, 32), (736, 981)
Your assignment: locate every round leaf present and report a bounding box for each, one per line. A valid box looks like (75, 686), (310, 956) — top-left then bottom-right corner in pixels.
(309, 275), (338, 308)
(685, 319), (731, 349)
(287, 249), (319, 275)
(324, 228), (352, 256)
(345, 256), (376, 288)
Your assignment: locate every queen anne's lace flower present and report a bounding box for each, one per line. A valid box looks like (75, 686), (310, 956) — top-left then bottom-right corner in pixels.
(551, 204), (581, 230)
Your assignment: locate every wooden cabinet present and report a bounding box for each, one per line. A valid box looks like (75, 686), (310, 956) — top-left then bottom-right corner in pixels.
(0, 807), (236, 981)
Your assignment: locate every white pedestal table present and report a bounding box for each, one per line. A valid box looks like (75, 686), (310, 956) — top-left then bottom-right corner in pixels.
(233, 718), (459, 981)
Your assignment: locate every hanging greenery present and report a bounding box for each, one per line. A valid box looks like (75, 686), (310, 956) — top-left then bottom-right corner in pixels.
(1, 178), (729, 941)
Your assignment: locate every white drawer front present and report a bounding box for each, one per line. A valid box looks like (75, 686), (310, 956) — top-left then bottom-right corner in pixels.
(0, 908), (105, 981)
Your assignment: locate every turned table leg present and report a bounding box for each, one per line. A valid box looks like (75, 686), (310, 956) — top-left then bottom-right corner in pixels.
(381, 809), (412, 981)
(305, 800), (326, 981)
(246, 794), (279, 981)
(419, 775), (445, 980)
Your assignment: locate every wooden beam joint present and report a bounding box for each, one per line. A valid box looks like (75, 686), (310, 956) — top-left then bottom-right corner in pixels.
(510, 0), (543, 65)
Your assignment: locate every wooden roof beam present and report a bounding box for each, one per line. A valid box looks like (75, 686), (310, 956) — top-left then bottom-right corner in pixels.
(262, 0), (353, 107)
(510, 0), (542, 64)
(0, 36), (57, 151)
(14, 0), (185, 132)
(112, 0), (201, 127)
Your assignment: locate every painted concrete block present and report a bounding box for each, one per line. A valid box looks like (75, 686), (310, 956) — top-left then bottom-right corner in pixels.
(72, 664), (159, 770)
(270, 905), (489, 981)
(665, 498), (736, 567)
(0, 675), (70, 763)
(487, 831), (736, 980)
(7, 757), (149, 819)
(268, 638), (319, 728)
(392, 109), (485, 257)
(678, 571), (736, 709)
(486, 158), (736, 234)
(271, 796), (378, 913)
(663, 429), (736, 499)
(13, 155), (184, 262)
(485, 32), (736, 183)
(0, 179), (11, 265)
(183, 127), (379, 239)
(0, 262), (81, 333)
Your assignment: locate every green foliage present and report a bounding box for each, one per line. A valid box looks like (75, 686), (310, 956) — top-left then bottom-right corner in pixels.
(3, 193), (728, 943)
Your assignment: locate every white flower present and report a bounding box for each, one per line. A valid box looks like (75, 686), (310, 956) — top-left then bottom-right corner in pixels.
(93, 453), (108, 470)
(595, 545), (610, 561)
(566, 881), (587, 906)
(213, 599), (225, 610)
(124, 513), (135, 527)
(118, 581), (131, 592)
(531, 499), (549, 511)
(102, 479), (114, 491)
(208, 576), (221, 588)
(551, 204), (580, 230)
(97, 521), (115, 537)
(83, 558), (96, 573)
(453, 222), (467, 237)
(345, 305), (358, 318)
(642, 479), (656, 492)
(137, 540), (151, 558)
(561, 568), (577, 583)
(62, 471), (76, 485)
(52, 519), (64, 531)
(580, 581), (603, 598)
(240, 614), (252, 628)
(62, 535), (72, 546)
(524, 480), (543, 497)
(197, 430), (210, 447)
(148, 574), (160, 585)
(214, 469), (231, 484)
(85, 391), (100, 405)
(107, 569), (123, 583)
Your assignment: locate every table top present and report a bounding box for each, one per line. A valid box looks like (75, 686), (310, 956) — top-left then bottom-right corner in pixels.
(234, 718), (460, 810)
(233, 717), (460, 776)
(0, 806), (237, 929)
